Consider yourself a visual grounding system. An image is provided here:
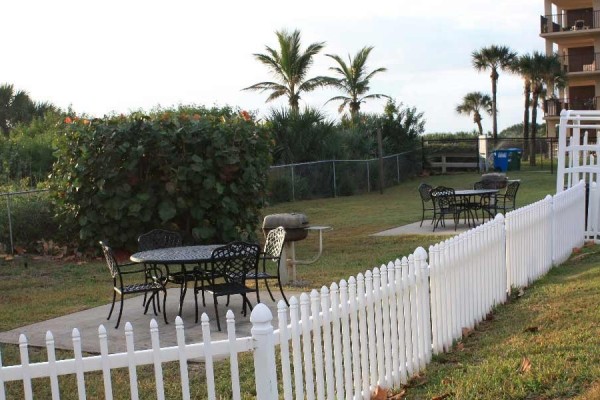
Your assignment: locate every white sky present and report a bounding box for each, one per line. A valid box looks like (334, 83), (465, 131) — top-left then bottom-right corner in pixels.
(1, 0), (544, 133)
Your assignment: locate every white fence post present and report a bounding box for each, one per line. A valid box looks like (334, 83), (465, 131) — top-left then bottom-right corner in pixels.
(251, 303), (279, 400)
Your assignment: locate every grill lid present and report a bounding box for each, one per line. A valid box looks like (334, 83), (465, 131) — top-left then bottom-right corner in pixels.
(262, 213), (309, 229)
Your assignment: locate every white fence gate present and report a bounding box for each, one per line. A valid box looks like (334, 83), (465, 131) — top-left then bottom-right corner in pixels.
(557, 109), (600, 242)
(0, 185), (588, 399)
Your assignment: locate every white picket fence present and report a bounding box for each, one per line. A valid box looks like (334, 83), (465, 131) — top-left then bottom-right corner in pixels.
(0, 184), (588, 400)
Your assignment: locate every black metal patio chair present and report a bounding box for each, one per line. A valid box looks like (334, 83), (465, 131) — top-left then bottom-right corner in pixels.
(418, 183), (435, 227)
(495, 180), (520, 215)
(194, 241), (260, 331)
(245, 226), (288, 306)
(99, 241), (167, 329)
(430, 186), (464, 231)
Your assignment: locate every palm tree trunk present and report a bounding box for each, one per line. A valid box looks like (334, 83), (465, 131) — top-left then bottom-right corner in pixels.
(530, 91), (539, 167)
(522, 83), (531, 161)
(491, 69), (499, 142)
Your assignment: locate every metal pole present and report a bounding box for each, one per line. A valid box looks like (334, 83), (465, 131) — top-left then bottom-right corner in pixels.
(291, 165), (295, 202)
(550, 137), (554, 174)
(366, 161), (370, 193)
(396, 154), (400, 183)
(332, 160), (337, 198)
(377, 128), (384, 194)
(6, 194), (14, 255)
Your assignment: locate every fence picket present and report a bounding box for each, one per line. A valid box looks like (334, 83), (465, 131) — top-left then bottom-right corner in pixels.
(0, 345), (5, 400)
(348, 277), (362, 399)
(18, 335), (32, 400)
(72, 328), (86, 399)
(98, 325), (113, 400)
(45, 331), (60, 400)
(373, 268), (385, 385)
(380, 264), (393, 387)
(226, 311), (241, 400)
(289, 296), (304, 400)
(330, 283), (344, 400)
(300, 293), (316, 400)
(400, 258), (413, 378)
(277, 300), (294, 400)
(310, 290), (326, 400)
(320, 287), (336, 399)
(387, 263), (400, 386)
(365, 270), (378, 387)
(124, 322), (140, 400)
(339, 280), (353, 399)
(201, 314), (216, 400)
(393, 260), (407, 384)
(175, 317), (190, 400)
(356, 274), (371, 397)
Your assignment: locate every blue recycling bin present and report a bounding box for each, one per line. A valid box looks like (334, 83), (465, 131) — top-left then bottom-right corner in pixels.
(493, 148), (522, 172)
(493, 150), (509, 172)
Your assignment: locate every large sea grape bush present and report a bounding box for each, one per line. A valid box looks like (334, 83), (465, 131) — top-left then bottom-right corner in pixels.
(50, 106), (272, 249)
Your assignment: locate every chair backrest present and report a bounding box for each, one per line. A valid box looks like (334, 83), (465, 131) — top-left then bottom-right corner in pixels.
(504, 181), (520, 201)
(575, 19), (585, 29)
(138, 229), (182, 251)
(263, 226), (286, 259)
(430, 186), (457, 209)
(418, 183), (433, 203)
(211, 242), (260, 284)
(473, 181), (484, 190)
(99, 241), (119, 278)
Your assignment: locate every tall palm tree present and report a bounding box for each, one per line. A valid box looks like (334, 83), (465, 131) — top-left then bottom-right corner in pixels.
(511, 53), (535, 161)
(456, 92), (493, 135)
(324, 46), (390, 118)
(243, 29), (328, 113)
(472, 45), (518, 141)
(529, 52), (565, 166)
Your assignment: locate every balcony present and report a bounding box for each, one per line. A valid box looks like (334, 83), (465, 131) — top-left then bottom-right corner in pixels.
(540, 10), (600, 33)
(544, 97), (598, 117)
(560, 52), (600, 72)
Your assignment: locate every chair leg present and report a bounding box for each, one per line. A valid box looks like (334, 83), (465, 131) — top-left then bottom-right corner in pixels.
(214, 295), (221, 331)
(420, 208), (425, 227)
(264, 278), (276, 302)
(108, 290), (117, 320)
(116, 293), (125, 329)
(277, 275), (289, 306)
(162, 290), (168, 325)
(194, 288), (199, 324)
(255, 277), (262, 303)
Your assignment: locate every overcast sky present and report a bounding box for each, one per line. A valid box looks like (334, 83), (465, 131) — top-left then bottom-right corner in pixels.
(2, 0), (545, 133)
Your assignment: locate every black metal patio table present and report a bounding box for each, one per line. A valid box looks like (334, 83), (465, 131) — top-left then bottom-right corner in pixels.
(454, 189), (499, 226)
(130, 245), (222, 317)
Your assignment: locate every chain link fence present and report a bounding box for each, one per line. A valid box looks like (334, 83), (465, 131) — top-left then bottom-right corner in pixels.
(266, 151), (421, 203)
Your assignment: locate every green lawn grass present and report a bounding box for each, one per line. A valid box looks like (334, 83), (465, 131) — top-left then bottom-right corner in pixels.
(3, 169), (597, 399)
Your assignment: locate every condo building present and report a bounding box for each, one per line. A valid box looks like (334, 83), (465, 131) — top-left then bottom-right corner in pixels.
(541, 0), (600, 136)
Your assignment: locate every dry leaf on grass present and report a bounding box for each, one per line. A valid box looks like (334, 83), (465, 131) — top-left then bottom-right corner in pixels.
(462, 327), (473, 337)
(371, 385), (388, 400)
(518, 357), (532, 373)
(388, 388), (407, 399)
(431, 393), (453, 400)
(456, 342), (465, 351)
(523, 326), (539, 333)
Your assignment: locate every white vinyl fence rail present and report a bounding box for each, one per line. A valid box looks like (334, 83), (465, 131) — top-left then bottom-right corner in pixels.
(0, 184), (588, 400)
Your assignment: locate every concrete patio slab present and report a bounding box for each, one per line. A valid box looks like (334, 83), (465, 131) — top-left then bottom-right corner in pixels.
(371, 219), (480, 236)
(0, 287), (302, 354)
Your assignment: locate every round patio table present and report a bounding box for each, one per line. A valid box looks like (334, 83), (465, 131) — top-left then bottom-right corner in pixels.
(130, 245), (222, 317)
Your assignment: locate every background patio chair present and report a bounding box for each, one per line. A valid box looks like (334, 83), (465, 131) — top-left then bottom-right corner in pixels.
(245, 226), (288, 306)
(418, 183), (435, 227)
(495, 180), (520, 215)
(194, 241), (260, 331)
(137, 229), (187, 312)
(99, 241), (167, 329)
(430, 186), (463, 231)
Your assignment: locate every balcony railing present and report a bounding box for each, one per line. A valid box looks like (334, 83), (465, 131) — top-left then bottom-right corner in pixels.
(560, 52), (600, 73)
(544, 97), (599, 117)
(540, 10), (600, 33)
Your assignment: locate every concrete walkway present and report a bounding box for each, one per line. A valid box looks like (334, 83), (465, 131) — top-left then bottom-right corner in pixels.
(372, 219), (480, 236)
(0, 288), (301, 354)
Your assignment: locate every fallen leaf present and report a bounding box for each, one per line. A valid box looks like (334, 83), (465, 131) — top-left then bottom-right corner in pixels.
(389, 388), (406, 399)
(442, 378), (451, 386)
(523, 326), (539, 333)
(14, 246), (26, 255)
(371, 385), (388, 400)
(518, 357), (532, 373)
(456, 342), (465, 351)
(432, 393), (452, 400)
(462, 327), (473, 337)
(572, 247), (582, 254)
(517, 288), (525, 297)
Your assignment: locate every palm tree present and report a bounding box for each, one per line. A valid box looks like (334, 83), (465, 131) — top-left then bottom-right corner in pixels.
(0, 83), (53, 137)
(324, 46), (390, 118)
(472, 45), (518, 141)
(456, 92), (493, 135)
(529, 52), (565, 166)
(511, 53), (535, 161)
(243, 29), (328, 113)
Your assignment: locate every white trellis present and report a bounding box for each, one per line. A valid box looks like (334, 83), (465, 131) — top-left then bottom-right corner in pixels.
(557, 109), (600, 241)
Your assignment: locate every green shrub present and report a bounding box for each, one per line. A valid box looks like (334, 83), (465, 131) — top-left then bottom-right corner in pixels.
(50, 107), (272, 250)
